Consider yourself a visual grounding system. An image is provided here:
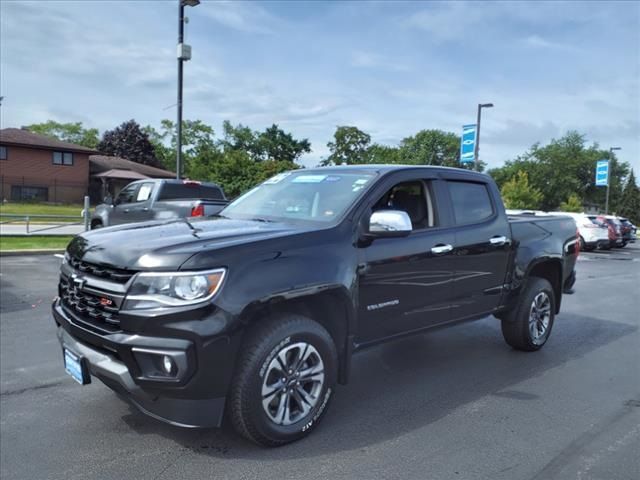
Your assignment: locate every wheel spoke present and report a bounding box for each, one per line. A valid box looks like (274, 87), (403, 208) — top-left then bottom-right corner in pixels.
(276, 350), (289, 372)
(262, 380), (283, 399)
(299, 366), (324, 382)
(275, 390), (289, 424)
(296, 385), (315, 405)
(292, 388), (312, 417)
(294, 344), (309, 371)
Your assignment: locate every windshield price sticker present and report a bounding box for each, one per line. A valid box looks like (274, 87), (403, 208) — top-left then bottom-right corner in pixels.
(292, 175), (328, 183)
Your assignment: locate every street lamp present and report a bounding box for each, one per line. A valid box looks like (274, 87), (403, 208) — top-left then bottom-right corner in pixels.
(474, 102), (493, 171)
(176, 0), (200, 179)
(606, 147), (621, 214)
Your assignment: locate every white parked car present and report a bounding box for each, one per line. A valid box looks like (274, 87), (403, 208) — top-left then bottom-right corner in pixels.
(553, 212), (610, 251)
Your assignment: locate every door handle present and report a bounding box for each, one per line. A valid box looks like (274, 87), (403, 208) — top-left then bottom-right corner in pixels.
(431, 244), (453, 254)
(123, 209), (130, 213)
(489, 235), (508, 246)
(142, 207), (149, 212)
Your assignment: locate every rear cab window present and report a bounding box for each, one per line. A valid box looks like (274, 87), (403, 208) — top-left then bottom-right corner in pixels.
(446, 181), (494, 225)
(158, 183), (224, 201)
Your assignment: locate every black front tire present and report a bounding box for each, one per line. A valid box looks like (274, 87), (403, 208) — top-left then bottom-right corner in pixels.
(501, 277), (556, 351)
(228, 313), (337, 447)
(90, 220), (103, 230)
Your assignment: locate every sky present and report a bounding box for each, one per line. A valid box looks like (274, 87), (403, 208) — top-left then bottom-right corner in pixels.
(1, 0), (639, 172)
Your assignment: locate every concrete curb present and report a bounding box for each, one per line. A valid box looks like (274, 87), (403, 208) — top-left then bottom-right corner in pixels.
(0, 249), (66, 257)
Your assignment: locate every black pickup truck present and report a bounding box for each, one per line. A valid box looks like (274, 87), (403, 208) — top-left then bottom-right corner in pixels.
(53, 166), (578, 446)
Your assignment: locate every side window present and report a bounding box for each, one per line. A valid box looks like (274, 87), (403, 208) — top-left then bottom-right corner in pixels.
(116, 184), (139, 205)
(447, 181), (493, 225)
(136, 183), (154, 202)
(372, 180), (435, 229)
(0, 146), (7, 160)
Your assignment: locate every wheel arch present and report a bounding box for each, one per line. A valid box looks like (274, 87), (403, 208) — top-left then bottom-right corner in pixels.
(526, 259), (563, 314)
(238, 286), (356, 385)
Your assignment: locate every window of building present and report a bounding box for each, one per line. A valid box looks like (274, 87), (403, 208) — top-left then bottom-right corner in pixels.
(53, 151), (74, 166)
(447, 181), (494, 225)
(0, 146), (6, 160)
(10, 185), (49, 202)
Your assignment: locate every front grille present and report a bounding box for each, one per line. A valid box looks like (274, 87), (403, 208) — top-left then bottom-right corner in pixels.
(60, 277), (121, 331)
(67, 256), (135, 283)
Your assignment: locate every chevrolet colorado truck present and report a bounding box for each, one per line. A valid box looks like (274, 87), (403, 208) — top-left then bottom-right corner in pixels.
(91, 179), (227, 229)
(54, 166), (578, 446)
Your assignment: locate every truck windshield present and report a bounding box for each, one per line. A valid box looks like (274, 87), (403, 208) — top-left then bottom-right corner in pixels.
(221, 171), (375, 223)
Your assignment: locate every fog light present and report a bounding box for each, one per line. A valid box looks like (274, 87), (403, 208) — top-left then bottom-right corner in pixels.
(163, 355), (174, 374)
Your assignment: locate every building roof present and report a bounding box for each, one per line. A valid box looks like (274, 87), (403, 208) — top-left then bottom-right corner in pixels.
(89, 155), (175, 179)
(0, 127), (98, 154)
(94, 169), (150, 180)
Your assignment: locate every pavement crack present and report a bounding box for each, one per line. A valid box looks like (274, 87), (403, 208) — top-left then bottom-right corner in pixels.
(0, 381), (64, 397)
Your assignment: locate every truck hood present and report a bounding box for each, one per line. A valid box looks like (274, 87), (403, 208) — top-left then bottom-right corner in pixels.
(67, 217), (309, 270)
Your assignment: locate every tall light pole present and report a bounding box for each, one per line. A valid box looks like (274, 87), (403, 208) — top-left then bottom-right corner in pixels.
(176, 0), (199, 179)
(606, 146), (621, 214)
(474, 102), (493, 171)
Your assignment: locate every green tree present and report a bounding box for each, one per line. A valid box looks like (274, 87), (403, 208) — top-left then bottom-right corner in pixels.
(220, 120), (262, 159)
(98, 120), (161, 167)
(322, 126), (371, 165)
(559, 193), (583, 212)
(618, 169), (640, 224)
(489, 131), (629, 211)
(257, 124), (311, 162)
(221, 121), (310, 162)
(366, 144), (401, 164)
(398, 129), (460, 166)
(26, 120), (100, 149)
(145, 120), (218, 173)
(500, 171), (543, 210)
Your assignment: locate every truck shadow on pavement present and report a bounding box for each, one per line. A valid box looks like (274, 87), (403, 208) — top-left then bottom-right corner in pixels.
(118, 313), (636, 459)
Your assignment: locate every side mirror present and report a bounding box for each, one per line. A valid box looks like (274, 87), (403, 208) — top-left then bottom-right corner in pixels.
(368, 210), (412, 238)
(104, 195), (114, 206)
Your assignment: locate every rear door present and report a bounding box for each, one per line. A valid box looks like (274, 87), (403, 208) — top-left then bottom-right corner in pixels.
(357, 174), (456, 344)
(444, 177), (512, 320)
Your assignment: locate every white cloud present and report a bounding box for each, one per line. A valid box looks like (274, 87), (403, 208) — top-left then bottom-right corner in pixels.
(350, 51), (410, 71)
(523, 34), (577, 51)
(198, 1), (284, 34)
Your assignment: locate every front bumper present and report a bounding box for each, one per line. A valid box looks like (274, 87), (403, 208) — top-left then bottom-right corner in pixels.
(53, 300), (228, 428)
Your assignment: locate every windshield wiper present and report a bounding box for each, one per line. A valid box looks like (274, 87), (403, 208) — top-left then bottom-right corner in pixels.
(249, 217), (272, 223)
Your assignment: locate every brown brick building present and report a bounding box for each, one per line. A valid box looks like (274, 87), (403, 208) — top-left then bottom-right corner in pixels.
(0, 128), (97, 203)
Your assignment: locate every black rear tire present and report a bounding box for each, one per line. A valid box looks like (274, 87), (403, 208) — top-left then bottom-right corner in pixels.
(501, 277), (555, 351)
(228, 313), (337, 447)
(90, 220), (103, 230)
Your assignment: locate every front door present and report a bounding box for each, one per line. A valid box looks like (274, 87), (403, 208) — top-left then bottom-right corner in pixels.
(357, 179), (456, 344)
(110, 182), (141, 225)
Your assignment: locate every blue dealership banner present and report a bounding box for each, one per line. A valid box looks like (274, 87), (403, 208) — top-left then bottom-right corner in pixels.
(460, 124), (477, 163)
(595, 159), (609, 186)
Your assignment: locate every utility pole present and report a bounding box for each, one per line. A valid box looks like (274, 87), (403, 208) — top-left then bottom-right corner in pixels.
(176, 0), (199, 179)
(474, 103), (493, 171)
(606, 147), (621, 214)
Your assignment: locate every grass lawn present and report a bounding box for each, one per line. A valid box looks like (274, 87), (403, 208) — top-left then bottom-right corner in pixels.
(0, 202), (87, 223)
(0, 236), (74, 251)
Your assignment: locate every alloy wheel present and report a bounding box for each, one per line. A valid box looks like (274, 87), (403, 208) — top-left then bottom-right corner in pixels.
(261, 342), (325, 426)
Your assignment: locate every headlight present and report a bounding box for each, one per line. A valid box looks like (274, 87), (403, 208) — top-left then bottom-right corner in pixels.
(123, 268), (226, 310)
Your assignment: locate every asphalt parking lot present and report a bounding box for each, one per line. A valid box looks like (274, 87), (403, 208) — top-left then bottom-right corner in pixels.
(1, 246), (639, 480)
